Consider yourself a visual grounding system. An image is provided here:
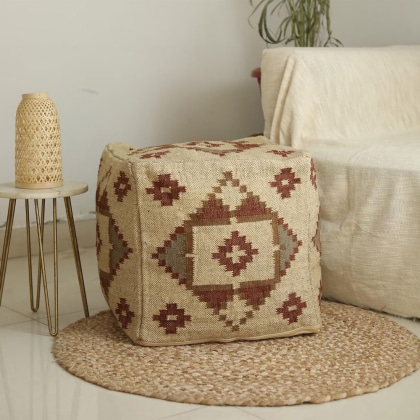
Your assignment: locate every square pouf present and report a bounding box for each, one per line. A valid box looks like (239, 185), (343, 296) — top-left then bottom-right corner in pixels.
(96, 137), (322, 346)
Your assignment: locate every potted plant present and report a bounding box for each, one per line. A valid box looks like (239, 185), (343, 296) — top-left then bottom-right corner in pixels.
(249, 0), (341, 84)
(249, 0), (341, 47)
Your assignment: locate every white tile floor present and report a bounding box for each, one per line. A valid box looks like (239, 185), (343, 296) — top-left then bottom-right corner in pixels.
(0, 247), (419, 420)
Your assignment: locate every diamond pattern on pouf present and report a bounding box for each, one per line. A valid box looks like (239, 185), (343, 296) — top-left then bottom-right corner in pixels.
(96, 137), (322, 346)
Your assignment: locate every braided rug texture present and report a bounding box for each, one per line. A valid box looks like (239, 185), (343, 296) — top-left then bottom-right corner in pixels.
(53, 301), (420, 406)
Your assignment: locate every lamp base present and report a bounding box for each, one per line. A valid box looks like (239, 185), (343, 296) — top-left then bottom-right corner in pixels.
(15, 180), (64, 190)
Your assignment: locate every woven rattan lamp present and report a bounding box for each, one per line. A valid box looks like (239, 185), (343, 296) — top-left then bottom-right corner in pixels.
(15, 92), (63, 189)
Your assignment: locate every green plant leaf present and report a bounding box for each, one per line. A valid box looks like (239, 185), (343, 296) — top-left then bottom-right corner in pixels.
(248, 0), (342, 47)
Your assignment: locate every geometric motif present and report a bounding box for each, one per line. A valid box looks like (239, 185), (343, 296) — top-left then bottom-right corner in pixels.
(140, 151), (170, 159)
(185, 141), (226, 148)
(267, 149), (294, 158)
(183, 140), (263, 157)
(312, 212), (321, 256)
(146, 174), (186, 206)
(310, 159), (318, 190)
(115, 297), (135, 329)
(96, 138), (323, 345)
(318, 281), (323, 305)
(96, 188), (133, 298)
(270, 168), (301, 199)
(152, 303), (192, 334)
(113, 171), (131, 202)
(127, 144), (175, 158)
(152, 226), (187, 285)
(276, 293), (307, 324)
(212, 231), (259, 277)
(126, 140), (264, 160)
(152, 171), (302, 331)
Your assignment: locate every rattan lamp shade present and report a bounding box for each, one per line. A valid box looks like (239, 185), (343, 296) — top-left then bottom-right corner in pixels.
(15, 92), (63, 189)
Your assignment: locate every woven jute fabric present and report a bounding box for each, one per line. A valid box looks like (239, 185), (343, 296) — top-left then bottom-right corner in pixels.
(53, 301), (420, 406)
(96, 137), (322, 345)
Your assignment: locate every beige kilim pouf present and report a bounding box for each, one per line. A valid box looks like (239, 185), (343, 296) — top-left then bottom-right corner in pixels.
(96, 137), (322, 346)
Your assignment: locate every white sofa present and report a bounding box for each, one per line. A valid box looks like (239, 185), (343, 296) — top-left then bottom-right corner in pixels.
(260, 46), (420, 318)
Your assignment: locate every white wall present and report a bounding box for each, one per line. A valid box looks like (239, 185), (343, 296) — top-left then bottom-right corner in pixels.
(0, 0), (266, 228)
(0, 0), (419, 229)
(331, 0), (420, 47)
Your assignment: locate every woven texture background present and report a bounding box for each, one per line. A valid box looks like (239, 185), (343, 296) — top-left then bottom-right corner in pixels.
(96, 137), (321, 345)
(53, 301), (420, 406)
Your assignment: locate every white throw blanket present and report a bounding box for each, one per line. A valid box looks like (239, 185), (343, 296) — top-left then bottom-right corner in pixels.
(261, 46), (420, 317)
(262, 46), (420, 147)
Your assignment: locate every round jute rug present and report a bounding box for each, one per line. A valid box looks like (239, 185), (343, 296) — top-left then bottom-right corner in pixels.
(53, 301), (420, 406)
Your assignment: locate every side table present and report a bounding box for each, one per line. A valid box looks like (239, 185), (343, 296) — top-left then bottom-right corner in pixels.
(0, 180), (90, 336)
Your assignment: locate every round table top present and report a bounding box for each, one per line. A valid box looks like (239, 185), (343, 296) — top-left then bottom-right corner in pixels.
(0, 180), (88, 199)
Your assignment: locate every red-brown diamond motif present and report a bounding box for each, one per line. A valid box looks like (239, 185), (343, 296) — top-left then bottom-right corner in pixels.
(267, 149), (294, 157)
(270, 168), (301, 199)
(153, 171), (302, 331)
(115, 297), (135, 329)
(276, 292), (307, 324)
(140, 151), (170, 159)
(310, 159), (318, 189)
(113, 171), (132, 202)
(212, 230), (258, 277)
(146, 174), (186, 206)
(153, 303), (192, 334)
(96, 188), (133, 298)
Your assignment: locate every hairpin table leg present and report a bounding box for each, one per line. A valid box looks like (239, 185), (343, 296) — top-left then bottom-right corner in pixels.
(26, 199), (41, 312)
(64, 197), (89, 318)
(34, 198), (59, 336)
(0, 181), (89, 335)
(0, 199), (16, 305)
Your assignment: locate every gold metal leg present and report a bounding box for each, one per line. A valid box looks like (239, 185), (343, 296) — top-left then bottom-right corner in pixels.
(1, 196), (89, 336)
(26, 199), (41, 312)
(0, 200), (16, 305)
(64, 197), (89, 318)
(34, 198), (59, 336)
